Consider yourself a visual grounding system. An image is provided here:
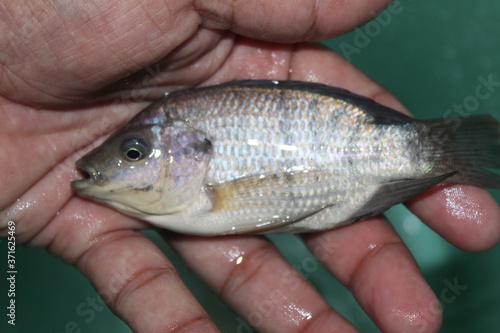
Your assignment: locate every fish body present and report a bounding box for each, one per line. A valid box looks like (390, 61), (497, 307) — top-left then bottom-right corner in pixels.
(72, 80), (500, 235)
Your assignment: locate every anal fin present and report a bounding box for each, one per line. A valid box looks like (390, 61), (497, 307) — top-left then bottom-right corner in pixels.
(348, 172), (456, 222)
(229, 204), (333, 234)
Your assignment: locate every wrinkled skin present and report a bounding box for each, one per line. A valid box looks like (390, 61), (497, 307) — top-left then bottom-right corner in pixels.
(1, 1), (499, 332)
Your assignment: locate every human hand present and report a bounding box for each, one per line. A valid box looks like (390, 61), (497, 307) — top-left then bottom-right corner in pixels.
(1, 1), (499, 332)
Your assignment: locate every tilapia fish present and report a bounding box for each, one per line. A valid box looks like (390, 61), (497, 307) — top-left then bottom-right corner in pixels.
(72, 80), (500, 235)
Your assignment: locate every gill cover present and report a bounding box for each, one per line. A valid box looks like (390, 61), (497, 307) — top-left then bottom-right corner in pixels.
(157, 119), (213, 213)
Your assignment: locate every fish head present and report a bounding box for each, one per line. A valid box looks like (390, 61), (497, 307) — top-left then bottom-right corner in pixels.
(71, 119), (212, 218)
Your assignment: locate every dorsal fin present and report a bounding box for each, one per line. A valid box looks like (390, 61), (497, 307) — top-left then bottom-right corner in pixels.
(206, 80), (416, 124)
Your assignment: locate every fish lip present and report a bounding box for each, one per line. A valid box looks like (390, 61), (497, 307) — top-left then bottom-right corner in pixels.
(72, 158), (103, 191)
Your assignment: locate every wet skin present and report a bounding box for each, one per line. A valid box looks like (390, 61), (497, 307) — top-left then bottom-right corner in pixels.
(1, 1), (500, 332)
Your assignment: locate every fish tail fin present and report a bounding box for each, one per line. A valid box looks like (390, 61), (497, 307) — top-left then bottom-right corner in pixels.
(424, 115), (500, 189)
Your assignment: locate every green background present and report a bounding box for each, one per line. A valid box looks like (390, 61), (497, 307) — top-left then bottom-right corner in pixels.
(2, 0), (500, 332)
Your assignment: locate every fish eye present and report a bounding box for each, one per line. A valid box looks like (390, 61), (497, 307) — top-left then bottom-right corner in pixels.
(121, 138), (149, 162)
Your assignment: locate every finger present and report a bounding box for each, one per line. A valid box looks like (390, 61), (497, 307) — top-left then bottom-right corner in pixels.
(1, 0), (392, 105)
(304, 218), (442, 333)
(39, 197), (219, 332)
(406, 185), (500, 252)
(197, 0), (392, 40)
(168, 234), (359, 333)
(1, 0), (203, 105)
(0, 100), (139, 237)
(0, 98), (135, 204)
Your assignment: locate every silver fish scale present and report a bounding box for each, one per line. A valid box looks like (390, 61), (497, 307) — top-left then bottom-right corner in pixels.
(160, 86), (428, 231)
(166, 87), (423, 184)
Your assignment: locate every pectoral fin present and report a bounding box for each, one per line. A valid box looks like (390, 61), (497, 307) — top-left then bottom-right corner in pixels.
(208, 168), (335, 233)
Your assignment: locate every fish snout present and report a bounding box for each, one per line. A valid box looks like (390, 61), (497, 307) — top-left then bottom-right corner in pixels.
(71, 158), (105, 193)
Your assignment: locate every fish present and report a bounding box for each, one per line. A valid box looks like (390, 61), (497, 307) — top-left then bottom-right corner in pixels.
(71, 80), (500, 235)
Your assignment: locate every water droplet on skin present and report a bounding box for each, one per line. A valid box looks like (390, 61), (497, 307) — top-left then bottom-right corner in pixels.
(267, 290), (314, 326)
(304, 72), (320, 83)
(283, 302), (314, 325)
(221, 246), (246, 264)
(391, 308), (427, 330)
(443, 186), (484, 224)
(1, 198), (35, 222)
(0, 198), (35, 234)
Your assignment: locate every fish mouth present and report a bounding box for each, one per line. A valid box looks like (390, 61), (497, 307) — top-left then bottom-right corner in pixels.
(71, 158), (104, 192)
